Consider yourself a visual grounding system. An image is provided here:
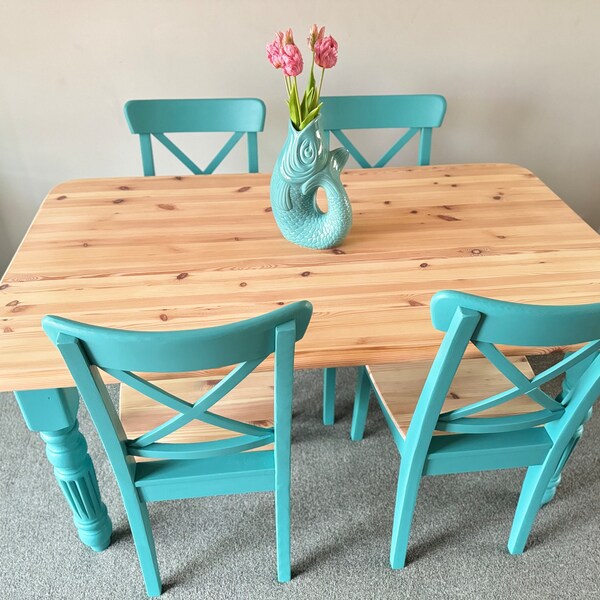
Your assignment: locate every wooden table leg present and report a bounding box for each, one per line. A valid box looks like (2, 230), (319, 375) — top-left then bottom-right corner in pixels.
(542, 351), (598, 505)
(13, 387), (112, 551)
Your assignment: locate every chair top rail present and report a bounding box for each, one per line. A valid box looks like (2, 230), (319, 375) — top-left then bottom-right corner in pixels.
(124, 98), (266, 134)
(43, 301), (312, 372)
(431, 290), (600, 347)
(320, 94), (447, 130)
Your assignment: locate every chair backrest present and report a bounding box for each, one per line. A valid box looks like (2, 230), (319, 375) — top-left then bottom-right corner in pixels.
(321, 94), (446, 169)
(320, 94), (447, 168)
(411, 290), (600, 440)
(42, 301), (312, 462)
(124, 98), (266, 176)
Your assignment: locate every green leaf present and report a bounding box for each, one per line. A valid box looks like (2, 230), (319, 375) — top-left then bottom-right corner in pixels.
(293, 79), (302, 128)
(308, 65), (316, 92)
(300, 89), (307, 120)
(288, 79), (301, 129)
(305, 87), (315, 113)
(298, 102), (323, 130)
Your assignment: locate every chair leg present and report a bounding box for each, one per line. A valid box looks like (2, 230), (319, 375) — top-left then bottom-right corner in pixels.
(389, 459), (423, 569)
(350, 366), (372, 441)
(323, 367), (337, 425)
(274, 321), (293, 583)
(507, 441), (570, 556)
(122, 492), (162, 597)
(274, 478), (291, 582)
(507, 465), (548, 555)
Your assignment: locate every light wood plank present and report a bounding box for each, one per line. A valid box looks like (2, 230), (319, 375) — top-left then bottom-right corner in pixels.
(368, 357), (538, 438)
(1, 164), (600, 392)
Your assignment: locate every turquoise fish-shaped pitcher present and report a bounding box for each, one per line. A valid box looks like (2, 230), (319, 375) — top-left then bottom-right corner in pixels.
(270, 117), (352, 249)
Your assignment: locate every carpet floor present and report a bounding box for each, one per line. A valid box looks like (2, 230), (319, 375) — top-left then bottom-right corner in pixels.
(1, 360), (599, 599)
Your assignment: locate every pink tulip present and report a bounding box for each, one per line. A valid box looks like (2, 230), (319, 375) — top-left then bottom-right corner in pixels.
(266, 37), (283, 69)
(307, 24), (325, 51)
(281, 44), (303, 77)
(314, 35), (338, 69)
(265, 26), (338, 129)
(282, 28), (295, 46)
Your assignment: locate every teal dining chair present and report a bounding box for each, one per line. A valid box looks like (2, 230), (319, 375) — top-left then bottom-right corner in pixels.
(319, 94), (447, 425)
(351, 290), (600, 569)
(43, 300), (313, 597)
(124, 98), (266, 175)
(121, 96), (290, 504)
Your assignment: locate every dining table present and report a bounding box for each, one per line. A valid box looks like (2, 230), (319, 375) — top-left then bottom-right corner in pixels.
(2, 162), (600, 552)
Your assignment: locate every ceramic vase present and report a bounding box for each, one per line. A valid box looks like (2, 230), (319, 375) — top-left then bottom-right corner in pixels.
(270, 117), (351, 249)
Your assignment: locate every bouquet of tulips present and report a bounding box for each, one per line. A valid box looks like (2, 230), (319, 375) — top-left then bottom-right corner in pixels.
(266, 25), (338, 130)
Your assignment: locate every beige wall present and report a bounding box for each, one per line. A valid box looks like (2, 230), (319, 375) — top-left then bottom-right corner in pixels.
(1, 0), (599, 272)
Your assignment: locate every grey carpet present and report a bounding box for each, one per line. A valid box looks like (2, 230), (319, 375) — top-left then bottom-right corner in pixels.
(1, 360), (599, 599)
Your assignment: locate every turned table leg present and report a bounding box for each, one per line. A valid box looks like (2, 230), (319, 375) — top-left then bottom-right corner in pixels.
(542, 351), (598, 505)
(14, 387), (112, 551)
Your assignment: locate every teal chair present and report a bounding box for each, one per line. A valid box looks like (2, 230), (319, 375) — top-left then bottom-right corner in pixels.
(351, 290), (600, 568)
(124, 98), (266, 176)
(43, 301), (313, 597)
(319, 94), (447, 425)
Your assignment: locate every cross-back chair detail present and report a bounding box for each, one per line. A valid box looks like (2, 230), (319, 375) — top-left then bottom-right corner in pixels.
(435, 339), (600, 434)
(124, 98), (266, 176)
(106, 360), (273, 459)
(320, 94), (447, 168)
(43, 301), (312, 597)
(351, 290), (600, 570)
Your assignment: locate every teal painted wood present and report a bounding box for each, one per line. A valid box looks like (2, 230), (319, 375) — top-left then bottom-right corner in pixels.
(389, 306), (481, 569)
(319, 94), (447, 426)
(320, 95), (447, 168)
(44, 301), (311, 372)
(350, 366), (372, 441)
(350, 290), (600, 569)
(135, 452), (276, 502)
(423, 429), (553, 476)
(430, 291), (600, 345)
(13, 387), (112, 552)
(323, 367), (337, 425)
(124, 98), (266, 176)
(542, 351), (597, 504)
(43, 300), (312, 596)
(270, 117), (351, 250)
(273, 320), (296, 582)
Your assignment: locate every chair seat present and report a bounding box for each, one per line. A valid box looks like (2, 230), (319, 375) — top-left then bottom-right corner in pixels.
(367, 356), (539, 439)
(120, 372), (274, 450)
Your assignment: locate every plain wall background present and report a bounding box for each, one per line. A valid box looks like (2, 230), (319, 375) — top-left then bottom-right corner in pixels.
(1, 1), (599, 273)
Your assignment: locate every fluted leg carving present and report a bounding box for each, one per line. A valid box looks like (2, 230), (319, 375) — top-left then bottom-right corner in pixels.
(542, 409), (591, 505)
(542, 351), (598, 505)
(14, 387), (112, 551)
(40, 420), (112, 550)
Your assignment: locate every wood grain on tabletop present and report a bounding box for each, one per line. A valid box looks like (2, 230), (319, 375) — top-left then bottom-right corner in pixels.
(2, 163), (600, 392)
